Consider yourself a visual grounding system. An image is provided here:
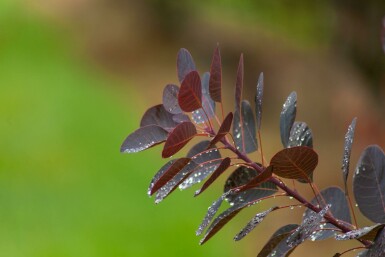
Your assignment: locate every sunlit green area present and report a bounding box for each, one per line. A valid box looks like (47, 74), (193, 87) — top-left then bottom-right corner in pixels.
(0, 4), (239, 257)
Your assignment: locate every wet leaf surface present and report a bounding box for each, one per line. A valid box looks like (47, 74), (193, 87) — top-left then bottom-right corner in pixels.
(179, 140), (222, 190)
(257, 224), (299, 257)
(287, 121), (313, 148)
(209, 46), (222, 102)
(224, 166), (277, 205)
(162, 84), (182, 114)
(120, 125), (168, 153)
(149, 158), (191, 195)
(172, 113), (190, 123)
(195, 157), (231, 196)
(255, 72), (264, 131)
(178, 70), (202, 112)
(342, 117), (357, 189)
(154, 161), (198, 204)
(140, 104), (179, 131)
(286, 205), (331, 248)
(233, 100), (258, 153)
(336, 224), (385, 241)
(303, 187), (351, 240)
(353, 145), (385, 223)
(162, 122), (197, 158)
(234, 206), (278, 241)
(235, 54), (244, 111)
(270, 146), (318, 181)
(177, 48), (196, 83)
(280, 91), (297, 148)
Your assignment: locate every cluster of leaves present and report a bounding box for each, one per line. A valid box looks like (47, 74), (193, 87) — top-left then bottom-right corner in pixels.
(121, 47), (385, 257)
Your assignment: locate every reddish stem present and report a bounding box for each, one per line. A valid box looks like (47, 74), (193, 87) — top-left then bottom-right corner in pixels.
(221, 138), (372, 248)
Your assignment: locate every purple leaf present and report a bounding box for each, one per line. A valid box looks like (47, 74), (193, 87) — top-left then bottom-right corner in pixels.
(235, 54), (244, 111)
(196, 190), (233, 236)
(233, 100), (258, 153)
(287, 121), (313, 148)
(140, 104), (179, 131)
(365, 228), (385, 257)
(179, 140), (222, 190)
(336, 224), (385, 241)
(163, 84), (182, 114)
(172, 113), (190, 123)
(286, 205), (331, 248)
(162, 122), (197, 158)
(270, 146), (318, 182)
(178, 71), (202, 112)
(303, 187), (351, 240)
(194, 157), (231, 196)
(149, 158), (191, 195)
(255, 72), (264, 131)
(208, 112), (233, 148)
(177, 48), (196, 83)
(257, 224), (299, 257)
(120, 125), (168, 153)
(353, 145), (385, 223)
(234, 206), (278, 241)
(192, 72), (216, 124)
(280, 91), (297, 148)
(209, 46), (222, 102)
(342, 117), (357, 190)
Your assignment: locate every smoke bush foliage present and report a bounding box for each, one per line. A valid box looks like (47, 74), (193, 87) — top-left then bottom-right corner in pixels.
(121, 47), (385, 257)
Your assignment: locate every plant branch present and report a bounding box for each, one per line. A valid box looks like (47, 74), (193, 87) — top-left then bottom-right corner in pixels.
(221, 138), (372, 248)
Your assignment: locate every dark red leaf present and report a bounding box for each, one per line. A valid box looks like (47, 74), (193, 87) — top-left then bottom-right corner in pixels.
(209, 46), (222, 102)
(208, 112), (233, 148)
(353, 145), (385, 223)
(255, 72), (264, 131)
(235, 54), (244, 111)
(233, 100), (258, 153)
(162, 122), (197, 158)
(148, 158), (191, 195)
(270, 146), (318, 181)
(162, 84), (182, 114)
(140, 104), (179, 131)
(179, 140), (222, 190)
(280, 91), (297, 148)
(192, 72), (216, 124)
(153, 161), (198, 203)
(257, 224), (299, 257)
(342, 117), (357, 190)
(120, 125), (168, 153)
(303, 187), (351, 240)
(238, 165), (273, 192)
(178, 71), (202, 112)
(194, 157), (231, 196)
(177, 48), (196, 83)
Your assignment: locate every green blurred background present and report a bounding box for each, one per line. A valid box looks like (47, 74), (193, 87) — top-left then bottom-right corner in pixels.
(1, 1), (384, 256)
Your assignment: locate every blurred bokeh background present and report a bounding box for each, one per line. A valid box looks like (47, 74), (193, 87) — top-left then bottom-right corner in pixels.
(1, 1), (385, 256)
